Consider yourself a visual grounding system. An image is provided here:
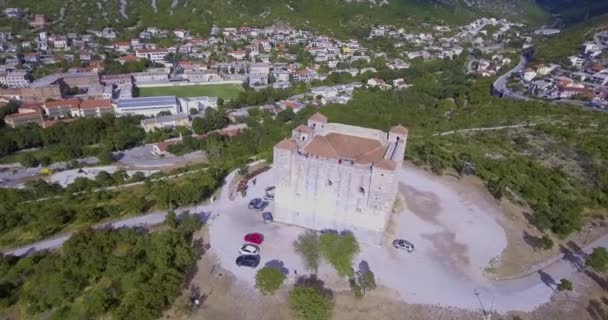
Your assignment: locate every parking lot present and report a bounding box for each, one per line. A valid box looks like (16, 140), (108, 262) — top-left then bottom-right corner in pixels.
(207, 164), (556, 312)
(115, 145), (206, 168)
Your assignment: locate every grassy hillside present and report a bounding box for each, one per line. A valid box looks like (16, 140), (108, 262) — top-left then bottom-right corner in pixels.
(4, 0), (548, 38)
(533, 13), (608, 63)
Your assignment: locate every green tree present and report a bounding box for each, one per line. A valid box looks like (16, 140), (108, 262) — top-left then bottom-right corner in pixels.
(166, 211), (179, 229)
(294, 231), (321, 273)
(192, 117), (205, 135)
(358, 270), (376, 296)
(587, 247), (608, 273)
(540, 235), (554, 250)
(348, 278), (363, 299)
(289, 287), (334, 320)
(557, 278), (573, 291)
(97, 149), (114, 165)
(319, 233), (359, 278)
(255, 266), (286, 295)
(20, 153), (38, 167)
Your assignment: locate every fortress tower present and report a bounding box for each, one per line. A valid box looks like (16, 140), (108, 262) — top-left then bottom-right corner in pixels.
(273, 112), (408, 244)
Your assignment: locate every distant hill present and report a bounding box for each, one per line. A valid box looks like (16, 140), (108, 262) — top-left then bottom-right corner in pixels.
(535, 0), (608, 24)
(2, 0), (549, 38)
(533, 12), (608, 64)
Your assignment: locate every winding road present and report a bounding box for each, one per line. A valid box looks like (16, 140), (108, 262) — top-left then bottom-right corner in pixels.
(492, 54), (531, 101)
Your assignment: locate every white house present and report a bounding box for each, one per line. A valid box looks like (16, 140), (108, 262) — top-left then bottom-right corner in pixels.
(568, 56), (585, 68)
(522, 69), (537, 82)
(135, 48), (168, 63)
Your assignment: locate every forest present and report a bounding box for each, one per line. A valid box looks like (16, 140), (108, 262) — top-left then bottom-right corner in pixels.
(0, 113), (145, 165)
(0, 215), (201, 319)
(0, 166), (224, 248)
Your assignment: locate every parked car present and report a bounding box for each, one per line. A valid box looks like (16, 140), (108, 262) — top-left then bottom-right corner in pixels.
(239, 244), (260, 255)
(392, 239), (415, 252)
(254, 200), (269, 211)
(265, 186), (276, 192)
(244, 232), (264, 245)
(263, 194), (274, 201)
(248, 198), (262, 209)
(236, 254), (261, 268)
(262, 211), (273, 223)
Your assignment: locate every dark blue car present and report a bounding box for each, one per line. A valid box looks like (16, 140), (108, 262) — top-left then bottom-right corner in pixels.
(248, 198), (262, 209)
(262, 211), (273, 223)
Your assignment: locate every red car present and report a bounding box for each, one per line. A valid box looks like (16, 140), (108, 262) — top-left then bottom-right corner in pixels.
(244, 233), (264, 245)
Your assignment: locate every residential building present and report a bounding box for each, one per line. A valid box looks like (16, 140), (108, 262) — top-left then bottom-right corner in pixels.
(44, 99), (80, 118)
(135, 48), (168, 63)
(29, 14), (47, 28)
(4, 110), (44, 128)
(3, 70), (30, 88)
(0, 85), (62, 103)
(78, 99), (113, 118)
(273, 113), (408, 244)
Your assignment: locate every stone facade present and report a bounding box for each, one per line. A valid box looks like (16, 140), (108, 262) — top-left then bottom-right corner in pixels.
(273, 113), (408, 244)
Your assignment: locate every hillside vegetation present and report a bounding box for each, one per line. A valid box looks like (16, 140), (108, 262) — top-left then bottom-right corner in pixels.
(534, 13), (608, 64)
(5, 0), (547, 37)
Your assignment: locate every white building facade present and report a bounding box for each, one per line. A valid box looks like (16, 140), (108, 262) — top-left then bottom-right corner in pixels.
(273, 113), (408, 244)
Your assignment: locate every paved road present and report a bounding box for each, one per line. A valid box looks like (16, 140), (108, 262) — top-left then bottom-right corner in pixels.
(3, 164), (243, 257)
(0, 144), (205, 189)
(492, 55), (531, 101)
(119, 0), (129, 19)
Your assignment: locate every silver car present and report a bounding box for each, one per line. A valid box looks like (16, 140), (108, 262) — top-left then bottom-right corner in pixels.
(393, 239), (414, 252)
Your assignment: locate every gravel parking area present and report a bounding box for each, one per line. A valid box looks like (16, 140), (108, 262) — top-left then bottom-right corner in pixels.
(116, 145), (206, 168)
(48, 166), (159, 187)
(207, 163), (561, 313)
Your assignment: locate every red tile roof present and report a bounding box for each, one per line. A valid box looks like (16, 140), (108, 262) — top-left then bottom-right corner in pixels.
(45, 99), (80, 109)
(80, 99), (112, 109)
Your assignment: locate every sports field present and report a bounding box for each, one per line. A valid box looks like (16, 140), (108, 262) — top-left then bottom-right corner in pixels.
(138, 84), (243, 99)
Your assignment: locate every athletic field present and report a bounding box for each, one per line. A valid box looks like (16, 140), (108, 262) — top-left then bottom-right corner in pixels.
(138, 84), (243, 99)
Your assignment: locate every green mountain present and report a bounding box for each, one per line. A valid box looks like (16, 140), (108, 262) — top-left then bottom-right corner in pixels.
(535, 0), (608, 24)
(3, 0), (548, 37)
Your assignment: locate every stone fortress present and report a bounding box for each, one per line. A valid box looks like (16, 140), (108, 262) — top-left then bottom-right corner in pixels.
(273, 112), (408, 244)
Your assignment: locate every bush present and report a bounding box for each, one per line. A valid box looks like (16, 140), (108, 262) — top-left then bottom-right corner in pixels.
(587, 247), (608, 273)
(20, 153), (38, 167)
(540, 235), (554, 250)
(97, 150), (114, 165)
(255, 267), (286, 295)
(557, 278), (573, 291)
(289, 287), (334, 320)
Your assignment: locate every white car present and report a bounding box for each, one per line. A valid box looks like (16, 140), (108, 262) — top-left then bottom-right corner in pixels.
(392, 239), (414, 252)
(239, 244), (260, 255)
